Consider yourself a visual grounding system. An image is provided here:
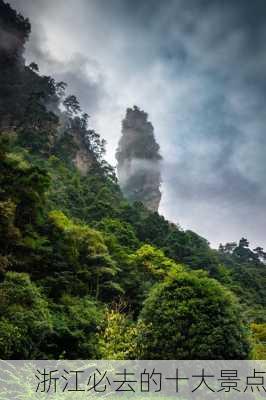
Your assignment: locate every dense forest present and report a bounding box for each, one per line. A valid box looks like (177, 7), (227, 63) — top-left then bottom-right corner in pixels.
(0, 0), (265, 359)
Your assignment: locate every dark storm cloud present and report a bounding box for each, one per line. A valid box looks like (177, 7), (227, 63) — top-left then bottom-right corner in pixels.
(8, 0), (266, 248)
(9, 0), (108, 113)
(51, 55), (107, 115)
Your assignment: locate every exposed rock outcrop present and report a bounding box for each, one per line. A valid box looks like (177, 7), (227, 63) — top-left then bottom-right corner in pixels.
(71, 129), (94, 175)
(116, 106), (162, 212)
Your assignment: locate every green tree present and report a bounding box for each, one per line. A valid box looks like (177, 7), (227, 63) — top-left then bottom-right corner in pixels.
(98, 303), (140, 359)
(251, 323), (266, 359)
(96, 218), (139, 250)
(48, 295), (104, 359)
(63, 94), (81, 117)
(0, 272), (52, 358)
(47, 210), (122, 301)
(137, 270), (250, 359)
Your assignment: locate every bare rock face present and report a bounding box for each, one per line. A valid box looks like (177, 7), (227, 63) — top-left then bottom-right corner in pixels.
(55, 114), (95, 175)
(116, 106), (162, 212)
(71, 130), (93, 175)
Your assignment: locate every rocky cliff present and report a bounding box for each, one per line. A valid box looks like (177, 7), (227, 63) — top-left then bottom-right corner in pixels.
(116, 106), (162, 212)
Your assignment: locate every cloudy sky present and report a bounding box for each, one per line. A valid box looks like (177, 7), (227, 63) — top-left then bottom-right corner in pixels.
(10, 0), (266, 249)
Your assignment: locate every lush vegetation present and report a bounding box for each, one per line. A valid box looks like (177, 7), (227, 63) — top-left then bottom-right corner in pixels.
(0, 0), (265, 359)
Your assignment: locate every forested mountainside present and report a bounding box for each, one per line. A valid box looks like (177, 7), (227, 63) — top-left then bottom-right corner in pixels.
(0, 0), (265, 359)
